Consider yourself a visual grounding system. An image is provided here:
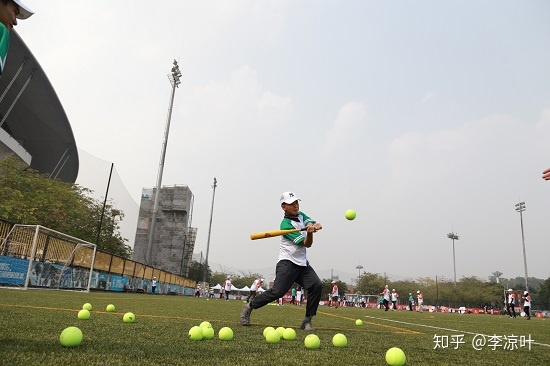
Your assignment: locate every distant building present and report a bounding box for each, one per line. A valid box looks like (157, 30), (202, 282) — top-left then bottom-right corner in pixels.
(132, 185), (197, 276)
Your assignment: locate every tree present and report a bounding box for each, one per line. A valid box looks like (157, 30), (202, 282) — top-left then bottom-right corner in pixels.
(535, 277), (550, 310)
(187, 260), (212, 282)
(0, 157), (132, 258)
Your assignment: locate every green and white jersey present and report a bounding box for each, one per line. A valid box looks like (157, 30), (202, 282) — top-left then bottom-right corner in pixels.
(0, 24), (10, 76)
(279, 211), (316, 266)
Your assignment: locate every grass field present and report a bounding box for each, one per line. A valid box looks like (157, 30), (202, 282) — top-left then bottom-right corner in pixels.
(1, 289), (548, 365)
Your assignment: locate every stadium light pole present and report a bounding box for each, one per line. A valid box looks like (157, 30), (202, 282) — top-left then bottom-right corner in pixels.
(202, 177), (218, 289)
(145, 60), (182, 265)
(447, 232), (459, 286)
(515, 201), (529, 292)
(356, 264), (363, 284)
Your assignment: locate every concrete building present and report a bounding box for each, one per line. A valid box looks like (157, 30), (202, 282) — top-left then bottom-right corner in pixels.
(133, 185), (197, 276)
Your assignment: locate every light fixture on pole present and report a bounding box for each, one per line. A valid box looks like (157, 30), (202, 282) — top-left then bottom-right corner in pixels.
(145, 60), (182, 265)
(447, 232), (459, 285)
(515, 201), (529, 292)
(356, 264), (363, 284)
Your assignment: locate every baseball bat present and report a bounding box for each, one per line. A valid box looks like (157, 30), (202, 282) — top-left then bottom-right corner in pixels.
(250, 228), (303, 240)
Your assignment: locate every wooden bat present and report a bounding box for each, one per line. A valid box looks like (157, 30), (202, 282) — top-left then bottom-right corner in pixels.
(250, 228), (303, 240)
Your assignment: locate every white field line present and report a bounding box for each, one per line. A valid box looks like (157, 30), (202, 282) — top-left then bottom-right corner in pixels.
(363, 315), (550, 348)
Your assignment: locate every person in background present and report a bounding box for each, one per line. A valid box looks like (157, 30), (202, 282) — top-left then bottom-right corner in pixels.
(382, 285), (391, 311)
(408, 292), (414, 311)
(223, 276), (232, 301)
(506, 288), (516, 318)
(151, 277), (157, 294)
(0, 0), (33, 75)
(522, 291), (531, 320)
(330, 280), (339, 309)
(416, 290), (424, 312)
(248, 277), (264, 303)
(391, 289), (399, 310)
(296, 285), (302, 306)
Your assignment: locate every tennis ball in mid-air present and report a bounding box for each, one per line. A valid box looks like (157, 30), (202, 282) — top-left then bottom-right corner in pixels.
(332, 333), (348, 347)
(59, 326), (83, 347)
(82, 303), (92, 311)
(263, 326), (276, 338)
(122, 312), (135, 323)
(345, 209), (356, 220)
(355, 319), (363, 326)
(200, 321), (212, 328)
(304, 334), (320, 349)
(218, 327), (233, 341)
(106, 304), (115, 312)
(77, 309), (90, 320)
(265, 330), (281, 344)
(201, 325), (215, 340)
(188, 326), (203, 341)
(282, 328), (296, 341)
(385, 347), (406, 366)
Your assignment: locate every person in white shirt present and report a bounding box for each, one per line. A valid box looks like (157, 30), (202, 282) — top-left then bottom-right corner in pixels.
(506, 288), (516, 318)
(416, 290), (424, 312)
(522, 291), (531, 320)
(381, 285), (390, 311)
(223, 276), (232, 301)
(248, 277), (264, 303)
(391, 289), (399, 310)
(240, 191), (323, 331)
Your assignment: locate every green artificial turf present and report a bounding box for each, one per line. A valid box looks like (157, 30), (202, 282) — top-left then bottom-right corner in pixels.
(0, 289), (548, 365)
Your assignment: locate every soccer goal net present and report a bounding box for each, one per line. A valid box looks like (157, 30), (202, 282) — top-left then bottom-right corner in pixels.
(0, 225), (97, 291)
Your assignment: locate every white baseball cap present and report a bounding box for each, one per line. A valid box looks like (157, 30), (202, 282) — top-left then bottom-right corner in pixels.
(508, 288), (513, 292)
(331, 280), (336, 284)
(14, 0), (34, 20)
(280, 191), (300, 204)
(524, 291), (528, 295)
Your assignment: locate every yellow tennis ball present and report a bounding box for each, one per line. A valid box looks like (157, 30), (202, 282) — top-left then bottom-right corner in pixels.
(77, 309), (90, 320)
(201, 326), (215, 340)
(123, 312), (135, 323)
(304, 334), (320, 349)
(106, 304), (115, 312)
(263, 326), (276, 338)
(199, 321), (212, 328)
(82, 303), (92, 311)
(59, 326), (83, 347)
(188, 326), (203, 341)
(265, 330), (281, 344)
(332, 333), (348, 347)
(345, 209), (356, 220)
(355, 319), (363, 326)
(218, 327), (233, 341)
(276, 327), (285, 337)
(385, 347), (406, 366)
(282, 328), (296, 340)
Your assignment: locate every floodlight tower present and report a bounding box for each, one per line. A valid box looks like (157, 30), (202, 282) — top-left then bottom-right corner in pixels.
(356, 264), (363, 284)
(447, 232), (459, 285)
(202, 177), (218, 287)
(515, 201), (529, 292)
(145, 60), (182, 265)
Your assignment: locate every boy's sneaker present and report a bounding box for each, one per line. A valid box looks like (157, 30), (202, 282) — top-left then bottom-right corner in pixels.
(300, 316), (314, 331)
(240, 303), (252, 326)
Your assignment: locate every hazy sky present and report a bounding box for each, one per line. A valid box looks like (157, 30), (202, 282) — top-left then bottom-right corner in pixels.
(15, 1), (550, 284)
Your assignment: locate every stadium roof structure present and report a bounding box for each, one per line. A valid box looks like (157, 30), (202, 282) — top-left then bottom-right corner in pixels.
(0, 30), (78, 183)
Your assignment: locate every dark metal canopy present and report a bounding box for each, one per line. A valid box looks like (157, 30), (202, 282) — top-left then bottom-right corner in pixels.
(0, 30), (78, 182)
